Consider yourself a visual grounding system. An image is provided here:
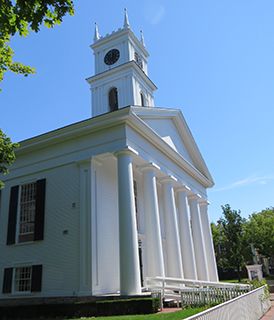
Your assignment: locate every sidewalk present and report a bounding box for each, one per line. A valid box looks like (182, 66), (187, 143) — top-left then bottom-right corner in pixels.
(261, 293), (274, 320)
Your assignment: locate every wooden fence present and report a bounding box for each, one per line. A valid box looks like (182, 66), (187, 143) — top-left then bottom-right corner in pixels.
(184, 285), (270, 320)
(181, 286), (250, 307)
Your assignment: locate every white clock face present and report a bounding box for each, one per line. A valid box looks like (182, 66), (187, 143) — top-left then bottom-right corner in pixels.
(104, 49), (120, 65)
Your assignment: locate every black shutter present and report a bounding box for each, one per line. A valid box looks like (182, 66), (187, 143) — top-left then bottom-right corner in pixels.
(34, 179), (46, 241)
(31, 265), (42, 292)
(7, 186), (19, 245)
(2, 268), (13, 294)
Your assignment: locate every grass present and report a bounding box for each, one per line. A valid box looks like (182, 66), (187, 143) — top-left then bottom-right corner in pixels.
(67, 307), (207, 320)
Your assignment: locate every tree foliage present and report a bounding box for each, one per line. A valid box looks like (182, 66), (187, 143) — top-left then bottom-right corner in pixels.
(0, 129), (19, 189)
(245, 208), (274, 259)
(0, 0), (74, 85)
(213, 204), (250, 281)
(212, 204), (274, 279)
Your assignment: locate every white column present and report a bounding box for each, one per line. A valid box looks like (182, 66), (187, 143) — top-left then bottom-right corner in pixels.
(116, 148), (141, 295)
(176, 186), (198, 280)
(199, 200), (219, 282)
(188, 194), (209, 281)
(141, 163), (165, 278)
(78, 160), (92, 295)
(161, 176), (184, 278)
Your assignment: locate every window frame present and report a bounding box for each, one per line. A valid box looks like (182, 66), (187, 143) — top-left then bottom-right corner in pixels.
(2, 264), (43, 295)
(13, 265), (32, 294)
(140, 92), (145, 107)
(6, 178), (46, 245)
(108, 87), (119, 112)
(16, 182), (37, 243)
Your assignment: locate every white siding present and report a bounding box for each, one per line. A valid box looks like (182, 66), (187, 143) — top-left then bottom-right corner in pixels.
(0, 163), (80, 298)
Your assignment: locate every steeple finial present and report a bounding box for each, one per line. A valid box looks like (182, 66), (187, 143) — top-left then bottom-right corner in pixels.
(123, 8), (130, 29)
(140, 30), (145, 47)
(94, 22), (100, 42)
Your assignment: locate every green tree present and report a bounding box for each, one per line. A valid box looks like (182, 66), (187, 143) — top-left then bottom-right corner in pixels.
(211, 222), (221, 264)
(0, 0), (74, 84)
(216, 204), (249, 281)
(0, 129), (19, 189)
(245, 208), (274, 259)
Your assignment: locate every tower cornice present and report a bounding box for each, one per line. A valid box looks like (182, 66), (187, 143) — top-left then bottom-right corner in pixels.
(86, 60), (157, 90)
(91, 27), (149, 57)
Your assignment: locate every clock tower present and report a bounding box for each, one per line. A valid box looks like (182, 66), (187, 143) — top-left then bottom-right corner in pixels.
(86, 9), (157, 117)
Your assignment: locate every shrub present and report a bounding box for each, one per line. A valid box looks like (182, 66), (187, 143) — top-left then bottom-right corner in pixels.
(0, 297), (160, 319)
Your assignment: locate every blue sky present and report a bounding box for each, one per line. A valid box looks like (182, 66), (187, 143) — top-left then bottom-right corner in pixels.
(1, 0), (274, 222)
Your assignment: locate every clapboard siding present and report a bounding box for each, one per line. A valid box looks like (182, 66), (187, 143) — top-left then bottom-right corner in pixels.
(0, 122), (127, 298)
(5, 124), (126, 182)
(0, 163), (80, 297)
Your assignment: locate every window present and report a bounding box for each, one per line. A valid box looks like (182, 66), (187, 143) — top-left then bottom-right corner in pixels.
(7, 179), (46, 245)
(2, 265), (43, 294)
(15, 266), (32, 292)
(108, 87), (118, 112)
(18, 183), (36, 242)
(140, 92), (145, 107)
(134, 52), (143, 69)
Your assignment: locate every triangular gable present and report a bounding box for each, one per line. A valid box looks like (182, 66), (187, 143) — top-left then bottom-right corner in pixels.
(143, 118), (195, 166)
(132, 107), (214, 184)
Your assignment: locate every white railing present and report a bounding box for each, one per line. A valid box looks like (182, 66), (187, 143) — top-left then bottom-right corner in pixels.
(184, 285), (271, 320)
(181, 286), (250, 307)
(145, 276), (251, 304)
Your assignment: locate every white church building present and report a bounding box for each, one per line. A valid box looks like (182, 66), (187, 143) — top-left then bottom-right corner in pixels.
(0, 12), (218, 299)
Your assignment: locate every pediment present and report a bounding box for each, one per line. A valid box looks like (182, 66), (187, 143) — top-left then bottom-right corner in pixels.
(144, 117), (195, 165)
(132, 107), (214, 184)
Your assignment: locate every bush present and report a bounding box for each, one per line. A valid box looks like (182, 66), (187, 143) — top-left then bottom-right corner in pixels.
(0, 297), (160, 319)
(96, 297), (160, 316)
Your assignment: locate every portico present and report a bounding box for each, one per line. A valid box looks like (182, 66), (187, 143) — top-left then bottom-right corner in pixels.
(88, 132), (218, 295)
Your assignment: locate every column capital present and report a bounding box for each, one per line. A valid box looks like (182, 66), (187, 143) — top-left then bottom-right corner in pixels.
(188, 193), (202, 201)
(159, 175), (177, 185)
(114, 146), (139, 157)
(176, 184), (191, 193)
(76, 159), (92, 168)
(138, 162), (160, 173)
(199, 198), (210, 206)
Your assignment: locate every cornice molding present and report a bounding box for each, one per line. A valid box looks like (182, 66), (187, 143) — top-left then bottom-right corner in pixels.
(91, 27), (149, 57)
(12, 106), (213, 188)
(86, 61), (157, 91)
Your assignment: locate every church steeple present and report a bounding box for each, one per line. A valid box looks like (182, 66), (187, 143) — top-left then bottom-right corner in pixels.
(123, 8), (130, 29)
(93, 22), (100, 42)
(140, 30), (145, 47)
(87, 15), (157, 117)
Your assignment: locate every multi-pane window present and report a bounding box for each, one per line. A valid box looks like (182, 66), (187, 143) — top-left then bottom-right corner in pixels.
(18, 183), (36, 242)
(14, 266), (32, 292)
(7, 179), (46, 245)
(2, 265), (43, 294)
